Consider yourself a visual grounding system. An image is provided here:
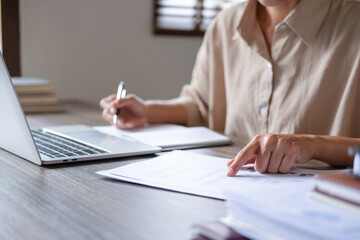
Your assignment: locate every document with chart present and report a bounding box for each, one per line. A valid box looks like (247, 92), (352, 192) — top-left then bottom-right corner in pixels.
(96, 151), (339, 199)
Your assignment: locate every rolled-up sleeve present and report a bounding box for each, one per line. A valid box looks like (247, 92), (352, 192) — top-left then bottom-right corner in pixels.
(178, 29), (212, 127)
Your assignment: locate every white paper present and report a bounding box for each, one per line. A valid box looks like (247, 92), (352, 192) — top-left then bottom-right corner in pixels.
(96, 150), (359, 239)
(223, 183), (360, 240)
(94, 124), (230, 149)
(97, 151), (337, 200)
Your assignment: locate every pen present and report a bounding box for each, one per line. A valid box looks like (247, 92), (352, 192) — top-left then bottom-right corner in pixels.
(113, 81), (126, 125)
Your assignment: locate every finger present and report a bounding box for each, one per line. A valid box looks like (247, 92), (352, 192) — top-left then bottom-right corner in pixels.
(115, 118), (128, 129)
(244, 155), (257, 165)
(102, 108), (115, 125)
(110, 96), (137, 115)
(267, 153), (284, 173)
(227, 154), (255, 168)
(267, 140), (288, 173)
(278, 142), (302, 173)
(123, 117), (147, 129)
(227, 138), (260, 176)
(115, 116), (145, 129)
(111, 94), (139, 109)
(226, 158), (235, 167)
(116, 120), (135, 129)
(278, 154), (297, 173)
(254, 135), (278, 173)
(100, 94), (116, 109)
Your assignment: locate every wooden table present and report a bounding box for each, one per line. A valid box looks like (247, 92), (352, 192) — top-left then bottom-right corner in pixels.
(0, 101), (330, 240)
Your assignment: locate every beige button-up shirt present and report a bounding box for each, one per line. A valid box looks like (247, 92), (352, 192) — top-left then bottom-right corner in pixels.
(179, 0), (360, 142)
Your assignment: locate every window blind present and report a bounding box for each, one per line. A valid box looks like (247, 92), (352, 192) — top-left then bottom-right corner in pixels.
(153, 0), (244, 36)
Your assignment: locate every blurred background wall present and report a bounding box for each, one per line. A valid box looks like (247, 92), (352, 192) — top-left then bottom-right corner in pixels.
(20, 0), (203, 104)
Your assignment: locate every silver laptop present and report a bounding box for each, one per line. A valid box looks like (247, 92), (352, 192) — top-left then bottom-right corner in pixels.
(0, 54), (161, 165)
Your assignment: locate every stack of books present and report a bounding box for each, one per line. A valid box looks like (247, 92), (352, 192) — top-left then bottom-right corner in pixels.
(311, 170), (360, 213)
(11, 77), (63, 114)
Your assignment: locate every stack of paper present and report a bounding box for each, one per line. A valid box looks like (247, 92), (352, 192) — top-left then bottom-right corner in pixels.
(222, 182), (360, 240)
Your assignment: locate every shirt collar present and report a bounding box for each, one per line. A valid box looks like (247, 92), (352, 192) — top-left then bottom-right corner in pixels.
(284, 0), (331, 46)
(237, 0), (331, 49)
(237, 0), (271, 61)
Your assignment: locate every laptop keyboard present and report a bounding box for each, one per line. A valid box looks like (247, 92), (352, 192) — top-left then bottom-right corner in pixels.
(31, 130), (108, 158)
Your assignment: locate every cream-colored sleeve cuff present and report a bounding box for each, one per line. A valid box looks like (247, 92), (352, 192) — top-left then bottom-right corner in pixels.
(178, 85), (209, 127)
(176, 96), (203, 127)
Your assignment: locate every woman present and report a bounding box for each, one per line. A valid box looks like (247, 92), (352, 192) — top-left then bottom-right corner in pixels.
(100, 0), (360, 175)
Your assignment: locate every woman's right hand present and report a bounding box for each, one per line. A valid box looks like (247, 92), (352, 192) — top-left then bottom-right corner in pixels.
(99, 94), (148, 129)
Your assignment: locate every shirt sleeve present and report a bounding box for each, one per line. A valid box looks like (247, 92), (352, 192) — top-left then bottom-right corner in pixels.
(178, 27), (213, 127)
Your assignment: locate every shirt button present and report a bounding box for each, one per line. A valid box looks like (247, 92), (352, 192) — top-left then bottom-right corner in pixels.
(260, 107), (268, 116)
(267, 62), (272, 69)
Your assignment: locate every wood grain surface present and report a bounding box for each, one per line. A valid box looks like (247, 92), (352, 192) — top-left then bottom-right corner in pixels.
(0, 101), (330, 240)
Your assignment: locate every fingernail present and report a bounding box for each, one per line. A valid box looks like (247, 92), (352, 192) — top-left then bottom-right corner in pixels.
(227, 167), (234, 176)
(110, 108), (116, 114)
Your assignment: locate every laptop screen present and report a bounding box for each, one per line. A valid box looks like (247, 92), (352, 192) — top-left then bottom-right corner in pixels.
(0, 54), (41, 164)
